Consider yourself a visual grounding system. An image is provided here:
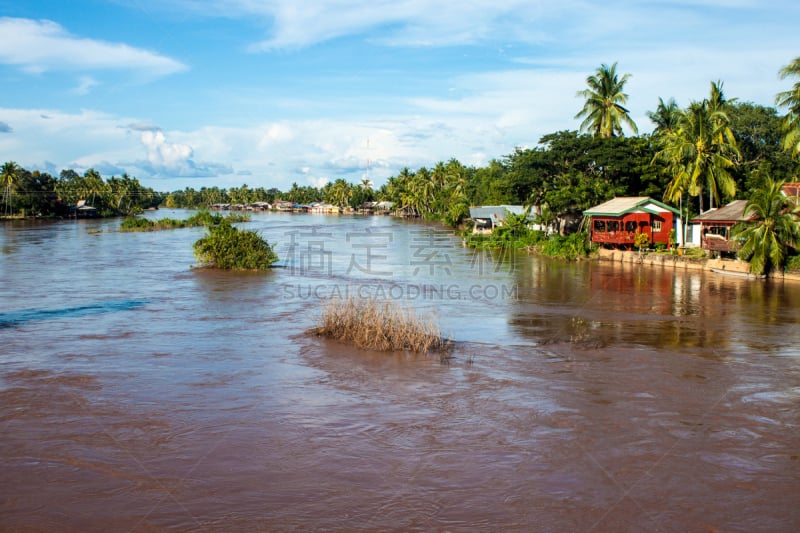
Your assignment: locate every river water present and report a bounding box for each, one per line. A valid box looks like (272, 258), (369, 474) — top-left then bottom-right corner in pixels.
(1, 211), (798, 532)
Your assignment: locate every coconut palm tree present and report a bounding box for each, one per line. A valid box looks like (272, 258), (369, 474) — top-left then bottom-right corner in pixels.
(83, 168), (108, 208)
(733, 178), (800, 275)
(776, 56), (800, 157)
(647, 97), (680, 136)
(327, 179), (352, 209)
(657, 99), (739, 212)
(707, 80), (738, 146)
(575, 62), (638, 138)
(1, 161), (20, 216)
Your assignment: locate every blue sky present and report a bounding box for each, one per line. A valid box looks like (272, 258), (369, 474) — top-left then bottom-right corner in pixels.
(0, 0), (797, 192)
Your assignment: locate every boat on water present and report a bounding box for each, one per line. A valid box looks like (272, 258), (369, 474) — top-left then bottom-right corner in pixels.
(710, 268), (766, 280)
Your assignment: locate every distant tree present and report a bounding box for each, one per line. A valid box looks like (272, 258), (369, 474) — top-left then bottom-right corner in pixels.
(734, 178), (800, 275)
(648, 97), (680, 136)
(728, 102), (800, 193)
(776, 56), (800, 157)
(657, 93), (740, 213)
(325, 178), (352, 208)
(83, 168), (108, 207)
(1, 161), (20, 215)
(575, 62), (638, 138)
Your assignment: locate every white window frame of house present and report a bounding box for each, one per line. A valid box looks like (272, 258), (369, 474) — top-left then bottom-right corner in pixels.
(652, 220), (662, 232)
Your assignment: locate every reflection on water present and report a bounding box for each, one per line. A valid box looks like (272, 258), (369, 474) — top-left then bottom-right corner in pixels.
(511, 257), (800, 354)
(1, 213), (799, 531)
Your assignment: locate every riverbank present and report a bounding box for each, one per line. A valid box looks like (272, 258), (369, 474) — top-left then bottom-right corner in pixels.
(596, 248), (800, 282)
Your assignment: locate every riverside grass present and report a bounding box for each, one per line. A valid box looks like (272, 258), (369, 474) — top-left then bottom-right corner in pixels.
(313, 297), (448, 354)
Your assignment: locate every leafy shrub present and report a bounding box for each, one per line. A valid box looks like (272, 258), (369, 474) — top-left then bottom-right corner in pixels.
(193, 221), (278, 270)
(786, 254), (800, 273)
(120, 217), (157, 230)
(463, 227), (546, 250)
(537, 232), (591, 260)
(634, 232), (650, 251)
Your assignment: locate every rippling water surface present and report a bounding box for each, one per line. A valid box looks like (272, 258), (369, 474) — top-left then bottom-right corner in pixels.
(1, 211), (799, 532)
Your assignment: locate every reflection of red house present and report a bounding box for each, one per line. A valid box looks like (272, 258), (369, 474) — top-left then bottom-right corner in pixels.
(584, 197), (681, 249)
(692, 199), (753, 254)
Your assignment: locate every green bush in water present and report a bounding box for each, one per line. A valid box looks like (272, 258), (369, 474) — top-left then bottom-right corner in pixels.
(193, 221), (278, 270)
(538, 232), (591, 260)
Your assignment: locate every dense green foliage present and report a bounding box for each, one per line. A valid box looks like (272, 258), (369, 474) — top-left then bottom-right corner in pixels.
(193, 221), (278, 270)
(120, 210), (250, 232)
(655, 83), (740, 213)
(733, 178), (800, 275)
(787, 254), (800, 272)
(0, 165), (161, 218)
(776, 56), (800, 157)
(536, 232), (593, 261)
(163, 179), (376, 210)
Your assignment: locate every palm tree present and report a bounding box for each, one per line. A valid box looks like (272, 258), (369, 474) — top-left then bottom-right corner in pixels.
(647, 97), (680, 136)
(575, 62), (638, 138)
(776, 56), (800, 157)
(733, 178), (800, 275)
(707, 80), (738, 146)
(83, 168), (108, 208)
(327, 179), (352, 208)
(1, 161), (20, 216)
(657, 98), (739, 213)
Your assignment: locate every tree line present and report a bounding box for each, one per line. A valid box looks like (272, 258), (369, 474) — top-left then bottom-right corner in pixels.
(3, 57), (799, 235)
(0, 165), (162, 217)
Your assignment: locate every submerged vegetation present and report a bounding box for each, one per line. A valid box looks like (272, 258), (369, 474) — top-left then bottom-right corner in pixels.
(193, 220), (278, 270)
(120, 210), (250, 231)
(312, 297), (448, 354)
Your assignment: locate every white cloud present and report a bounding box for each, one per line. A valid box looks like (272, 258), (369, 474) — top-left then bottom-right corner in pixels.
(3, 0), (798, 191)
(133, 127), (233, 178)
(0, 17), (187, 77)
(140, 130), (193, 170)
(72, 76), (99, 95)
(170, 0), (569, 50)
(310, 177), (329, 188)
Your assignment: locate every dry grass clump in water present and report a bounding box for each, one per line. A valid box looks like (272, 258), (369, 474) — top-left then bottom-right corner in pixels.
(313, 297), (448, 353)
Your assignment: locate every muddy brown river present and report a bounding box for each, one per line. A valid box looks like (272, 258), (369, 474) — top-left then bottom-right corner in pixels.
(1, 211), (799, 531)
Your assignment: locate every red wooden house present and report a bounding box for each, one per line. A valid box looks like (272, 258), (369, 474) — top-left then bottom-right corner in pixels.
(584, 197), (681, 249)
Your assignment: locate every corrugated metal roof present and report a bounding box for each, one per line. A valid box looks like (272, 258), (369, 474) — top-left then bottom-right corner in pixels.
(692, 200), (750, 222)
(583, 197), (653, 216)
(469, 205), (527, 220)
